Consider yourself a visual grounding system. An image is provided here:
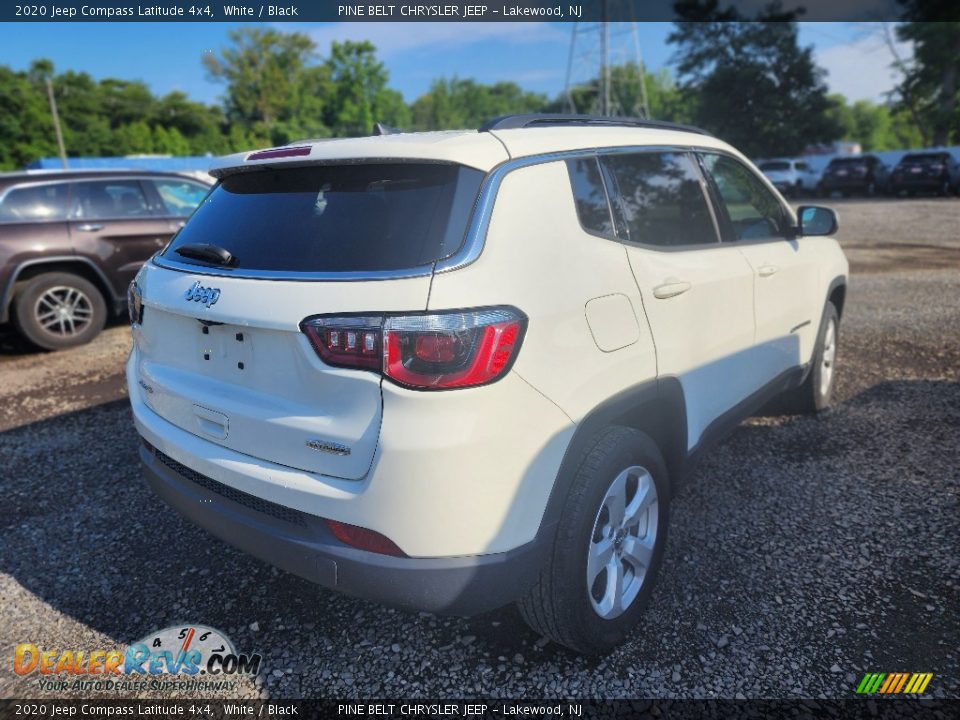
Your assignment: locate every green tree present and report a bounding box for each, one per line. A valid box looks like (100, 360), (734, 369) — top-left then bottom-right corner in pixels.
(323, 41), (409, 135)
(668, 0), (842, 157)
(0, 64), (55, 170)
(893, 12), (960, 145)
(114, 121), (154, 154)
(826, 94), (925, 150)
(553, 65), (695, 123)
(203, 27), (321, 142)
(412, 77), (547, 130)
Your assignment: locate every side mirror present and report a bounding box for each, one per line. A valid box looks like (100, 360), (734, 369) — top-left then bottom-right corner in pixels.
(797, 206), (838, 237)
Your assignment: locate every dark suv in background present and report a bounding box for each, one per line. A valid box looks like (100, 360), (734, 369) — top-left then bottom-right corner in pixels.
(889, 152), (958, 197)
(818, 154), (889, 197)
(0, 170), (210, 349)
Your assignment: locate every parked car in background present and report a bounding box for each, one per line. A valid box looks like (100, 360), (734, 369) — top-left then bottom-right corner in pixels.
(128, 114), (847, 654)
(757, 158), (820, 197)
(889, 152), (958, 197)
(818, 155), (889, 197)
(0, 170), (210, 350)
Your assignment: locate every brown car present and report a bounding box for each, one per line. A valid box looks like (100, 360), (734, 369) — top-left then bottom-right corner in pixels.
(0, 170), (210, 349)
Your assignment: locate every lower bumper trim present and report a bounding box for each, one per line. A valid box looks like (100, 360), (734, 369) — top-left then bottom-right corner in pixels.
(140, 445), (549, 616)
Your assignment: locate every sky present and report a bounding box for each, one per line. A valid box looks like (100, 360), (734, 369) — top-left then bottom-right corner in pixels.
(0, 21), (910, 107)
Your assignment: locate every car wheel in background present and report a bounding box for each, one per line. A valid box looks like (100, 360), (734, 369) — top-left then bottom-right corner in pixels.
(12, 272), (107, 350)
(518, 426), (669, 655)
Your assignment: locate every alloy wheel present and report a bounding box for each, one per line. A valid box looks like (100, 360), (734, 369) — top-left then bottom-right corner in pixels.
(586, 465), (659, 619)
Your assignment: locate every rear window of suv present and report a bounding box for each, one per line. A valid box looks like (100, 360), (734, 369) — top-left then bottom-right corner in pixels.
(163, 163), (484, 273)
(899, 153), (948, 165)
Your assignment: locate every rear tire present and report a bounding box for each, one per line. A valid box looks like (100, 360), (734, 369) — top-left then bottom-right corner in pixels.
(782, 302), (839, 414)
(518, 426), (669, 655)
(12, 272), (107, 350)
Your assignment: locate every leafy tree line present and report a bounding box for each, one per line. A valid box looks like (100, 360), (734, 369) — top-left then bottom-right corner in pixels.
(1, 16), (955, 171)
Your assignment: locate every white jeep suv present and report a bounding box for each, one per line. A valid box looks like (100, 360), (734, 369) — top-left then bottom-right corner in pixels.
(127, 115), (848, 654)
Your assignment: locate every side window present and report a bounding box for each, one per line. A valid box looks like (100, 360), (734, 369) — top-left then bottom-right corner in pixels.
(603, 152), (717, 248)
(71, 180), (151, 220)
(566, 157), (615, 238)
(796, 162), (810, 171)
(702, 154), (788, 241)
(151, 178), (210, 217)
(0, 183), (70, 222)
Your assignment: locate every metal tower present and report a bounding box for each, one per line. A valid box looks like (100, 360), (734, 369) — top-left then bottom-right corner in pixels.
(564, 9), (650, 118)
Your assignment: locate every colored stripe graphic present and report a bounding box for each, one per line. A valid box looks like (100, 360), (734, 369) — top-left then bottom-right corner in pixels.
(857, 672), (933, 694)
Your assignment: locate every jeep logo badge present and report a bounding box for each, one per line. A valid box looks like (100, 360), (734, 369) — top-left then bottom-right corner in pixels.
(185, 281), (221, 308)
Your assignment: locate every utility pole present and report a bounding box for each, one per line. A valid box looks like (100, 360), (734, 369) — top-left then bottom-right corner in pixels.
(45, 77), (68, 169)
(564, 4), (650, 119)
(599, 3), (610, 116)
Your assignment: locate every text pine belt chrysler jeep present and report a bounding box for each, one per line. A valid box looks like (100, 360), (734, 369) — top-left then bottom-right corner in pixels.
(128, 115), (848, 654)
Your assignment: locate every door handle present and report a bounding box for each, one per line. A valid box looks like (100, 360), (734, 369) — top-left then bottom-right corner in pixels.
(76, 223), (103, 232)
(758, 265), (779, 277)
(653, 280), (692, 299)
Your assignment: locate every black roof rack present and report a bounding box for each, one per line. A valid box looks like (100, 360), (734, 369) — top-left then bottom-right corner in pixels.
(479, 113), (712, 137)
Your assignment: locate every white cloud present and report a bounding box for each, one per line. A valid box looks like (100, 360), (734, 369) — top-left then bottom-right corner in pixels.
(815, 33), (913, 103)
(286, 21), (568, 57)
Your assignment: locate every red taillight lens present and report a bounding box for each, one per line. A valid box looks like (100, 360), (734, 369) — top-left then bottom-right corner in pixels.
(303, 316), (382, 371)
(384, 309), (525, 390)
(326, 520), (406, 557)
(300, 307), (526, 390)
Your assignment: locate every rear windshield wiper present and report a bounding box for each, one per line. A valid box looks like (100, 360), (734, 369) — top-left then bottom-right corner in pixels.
(174, 243), (236, 267)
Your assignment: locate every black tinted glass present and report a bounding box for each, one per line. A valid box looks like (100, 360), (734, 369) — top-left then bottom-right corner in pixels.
(759, 161), (790, 171)
(165, 164), (483, 272)
(604, 152), (717, 248)
(566, 157), (614, 237)
(72, 180), (151, 219)
(900, 154), (947, 165)
(0, 183), (70, 222)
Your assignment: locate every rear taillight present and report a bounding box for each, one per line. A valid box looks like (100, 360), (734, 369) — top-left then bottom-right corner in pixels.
(302, 316), (382, 371)
(301, 307), (526, 390)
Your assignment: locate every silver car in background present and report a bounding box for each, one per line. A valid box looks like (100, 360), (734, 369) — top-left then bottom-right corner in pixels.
(757, 158), (820, 197)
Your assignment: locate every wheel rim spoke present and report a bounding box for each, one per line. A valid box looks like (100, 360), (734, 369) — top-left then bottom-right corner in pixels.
(33, 285), (93, 337)
(623, 472), (655, 529)
(587, 537), (614, 586)
(587, 463), (660, 620)
(621, 535), (654, 573)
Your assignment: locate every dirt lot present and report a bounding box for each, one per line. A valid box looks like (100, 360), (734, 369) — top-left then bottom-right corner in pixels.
(0, 198), (957, 700)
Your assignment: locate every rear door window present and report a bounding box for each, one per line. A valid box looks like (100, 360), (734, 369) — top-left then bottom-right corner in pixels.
(150, 178), (210, 217)
(566, 157), (615, 238)
(701, 154), (789, 242)
(164, 163), (483, 273)
(71, 180), (152, 219)
(602, 152), (718, 248)
(0, 183), (70, 222)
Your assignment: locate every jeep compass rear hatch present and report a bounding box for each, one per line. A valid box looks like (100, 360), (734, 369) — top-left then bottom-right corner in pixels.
(133, 162), (484, 480)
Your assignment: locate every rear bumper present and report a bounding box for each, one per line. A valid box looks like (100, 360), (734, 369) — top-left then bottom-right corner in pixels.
(140, 442), (550, 615)
(820, 178), (873, 191)
(890, 177), (945, 191)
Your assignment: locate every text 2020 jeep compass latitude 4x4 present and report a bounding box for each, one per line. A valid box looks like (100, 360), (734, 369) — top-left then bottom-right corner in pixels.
(128, 115), (847, 654)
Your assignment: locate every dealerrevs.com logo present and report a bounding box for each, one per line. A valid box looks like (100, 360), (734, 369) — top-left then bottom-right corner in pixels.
(14, 625), (262, 693)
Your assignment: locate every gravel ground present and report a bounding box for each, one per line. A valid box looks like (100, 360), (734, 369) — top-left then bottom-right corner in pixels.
(1, 200), (958, 700)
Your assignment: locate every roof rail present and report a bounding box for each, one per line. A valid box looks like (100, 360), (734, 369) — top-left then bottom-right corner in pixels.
(479, 113), (712, 137)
